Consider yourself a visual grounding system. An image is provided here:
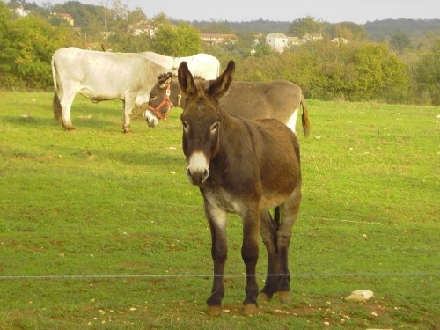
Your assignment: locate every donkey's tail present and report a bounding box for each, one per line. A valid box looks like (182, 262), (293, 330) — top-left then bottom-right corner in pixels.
(300, 95), (311, 137)
(274, 206), (281, 228)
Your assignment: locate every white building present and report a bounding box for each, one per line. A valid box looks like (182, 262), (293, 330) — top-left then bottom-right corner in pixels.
(14, 6), (31, 17)
(266, 33), (289, 52)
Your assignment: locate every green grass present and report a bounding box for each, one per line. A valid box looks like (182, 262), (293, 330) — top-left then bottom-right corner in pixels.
(0, 92), (439, 329)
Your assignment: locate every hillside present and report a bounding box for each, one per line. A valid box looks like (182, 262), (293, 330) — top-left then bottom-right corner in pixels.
(364, 18), (440, 41)
(191, 18), (440, 41)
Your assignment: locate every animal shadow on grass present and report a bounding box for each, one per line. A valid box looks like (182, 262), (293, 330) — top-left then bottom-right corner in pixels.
(1, 114), (117, 130)
(97, 150), (182, 167)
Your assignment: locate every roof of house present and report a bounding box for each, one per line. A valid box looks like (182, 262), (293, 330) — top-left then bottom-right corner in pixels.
(200, 33), (238, 39)
(267, 33), (288, 38)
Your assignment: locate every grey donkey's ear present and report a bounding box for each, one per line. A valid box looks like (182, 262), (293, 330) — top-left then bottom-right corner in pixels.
(159, 72), (173, 88)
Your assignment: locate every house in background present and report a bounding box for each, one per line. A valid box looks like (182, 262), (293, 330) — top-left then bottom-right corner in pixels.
(332, 37), (349, 45)
(266, 33), (289, 52)
(302, 33), (323, 41)
(201, 33), (238, 46)
(14, 6), (31, 17)
(266, 32), (326, 52)
(288, 36), (302, 46)
(50, 11), (74, 26)
(266, 33), (304, 52)
(130, 21), (156, 37)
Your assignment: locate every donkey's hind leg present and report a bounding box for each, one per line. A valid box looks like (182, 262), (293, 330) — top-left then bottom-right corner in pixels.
(277, 188), (301, 303)
(258, 210), (279, 302)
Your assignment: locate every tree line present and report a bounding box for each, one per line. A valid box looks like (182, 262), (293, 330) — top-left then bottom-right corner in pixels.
(1, 0), (439, 105)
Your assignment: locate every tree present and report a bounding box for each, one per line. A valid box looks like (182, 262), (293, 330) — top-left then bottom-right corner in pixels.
(197, 21), (233, 33)
(414, 38), (440, 105)
(0, 1), (12, 86)
(329, 22), (368, 40)
(289, 16), (324, 37)
(390, 32), (412, 54)
(150, 19), (201, 56)
(350, 42), (409, 101)
(0, 8), (71, 90)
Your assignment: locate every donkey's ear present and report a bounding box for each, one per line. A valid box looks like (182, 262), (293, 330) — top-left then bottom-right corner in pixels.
(208, 61), (234, 100)
(178, 62), (196, 97)
(159, 72), (173, 88)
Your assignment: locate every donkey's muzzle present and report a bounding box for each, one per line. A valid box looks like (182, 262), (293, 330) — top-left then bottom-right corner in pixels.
(186, 167), (209, 186)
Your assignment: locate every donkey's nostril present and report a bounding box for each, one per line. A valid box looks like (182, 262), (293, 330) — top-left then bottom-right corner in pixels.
(202, 169), (209, 182)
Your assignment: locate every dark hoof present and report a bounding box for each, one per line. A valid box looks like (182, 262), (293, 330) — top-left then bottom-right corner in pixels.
(258, 292), (270, 303)
(207, 305), (222, 316)
(279, 291), (291, 304)
(243, 304), (258, 315)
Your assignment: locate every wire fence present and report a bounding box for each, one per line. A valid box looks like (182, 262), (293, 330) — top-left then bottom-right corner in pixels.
(1, 200), (438, 282)
(1, 272), (439, 281)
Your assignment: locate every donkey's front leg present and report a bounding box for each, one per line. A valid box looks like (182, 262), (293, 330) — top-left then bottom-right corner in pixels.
(241, 208), (260, 314)
(205, 204), (228, 316)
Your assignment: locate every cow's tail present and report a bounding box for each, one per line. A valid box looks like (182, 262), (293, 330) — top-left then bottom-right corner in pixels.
(300, 94), (311, 137)
(51, 55), (62, 120)
(216, 59), (220, 78)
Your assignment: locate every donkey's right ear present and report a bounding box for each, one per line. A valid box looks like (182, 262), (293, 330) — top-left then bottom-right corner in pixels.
(165, 72), (173, 85)
(178, 62), (196, 97)
(159, 72), (174, 88)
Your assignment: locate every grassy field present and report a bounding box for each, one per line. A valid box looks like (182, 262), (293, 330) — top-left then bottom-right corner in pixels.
(0, 92), (439, 329)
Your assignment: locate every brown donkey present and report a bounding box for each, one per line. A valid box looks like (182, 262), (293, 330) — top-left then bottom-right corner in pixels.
(178, 61), (303, 316)
(146, 72), (311, 136)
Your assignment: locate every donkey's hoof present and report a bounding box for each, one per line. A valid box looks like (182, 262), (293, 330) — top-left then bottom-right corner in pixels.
(207, 305), (222, 317)
(279, 291), (291, 304)
(258, 292), (270, 303)
(243, 303), (258, 315)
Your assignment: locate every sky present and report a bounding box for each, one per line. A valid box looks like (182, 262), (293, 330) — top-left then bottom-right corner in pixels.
(31, 0), (439, 24)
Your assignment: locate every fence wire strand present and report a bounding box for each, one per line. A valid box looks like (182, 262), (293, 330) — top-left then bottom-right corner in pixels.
(1, 272), (439, 281)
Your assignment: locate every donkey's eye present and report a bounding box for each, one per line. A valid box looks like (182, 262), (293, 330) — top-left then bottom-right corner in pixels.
(211, 121), (220, 133)
(211, 122), (219, 132)
(150, 95), (157, 100)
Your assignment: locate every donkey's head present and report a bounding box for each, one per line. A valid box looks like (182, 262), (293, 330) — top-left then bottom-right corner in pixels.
(144, 71), (173, 127)
(179, 60), (235, 186)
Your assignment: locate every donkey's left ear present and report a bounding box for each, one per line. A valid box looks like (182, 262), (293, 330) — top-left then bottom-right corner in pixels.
(209, 61), (234, 100)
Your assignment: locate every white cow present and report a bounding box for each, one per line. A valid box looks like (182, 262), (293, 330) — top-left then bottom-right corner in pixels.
(52, 47), (168, 132)
(141, 51), (220, 80)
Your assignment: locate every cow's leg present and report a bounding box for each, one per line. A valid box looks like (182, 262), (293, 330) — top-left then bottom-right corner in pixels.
(205, 202), (227, 316)
(277, 187), (301, 303)
(59, 90), (76, 130)
(258, 210), (279, 302)
(122, 96), (135, 133)
(53, 93), (62, 120)
(241, 206), (260, 314)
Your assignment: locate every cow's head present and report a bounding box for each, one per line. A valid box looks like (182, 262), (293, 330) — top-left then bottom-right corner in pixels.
(145, 72), (173, 128)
